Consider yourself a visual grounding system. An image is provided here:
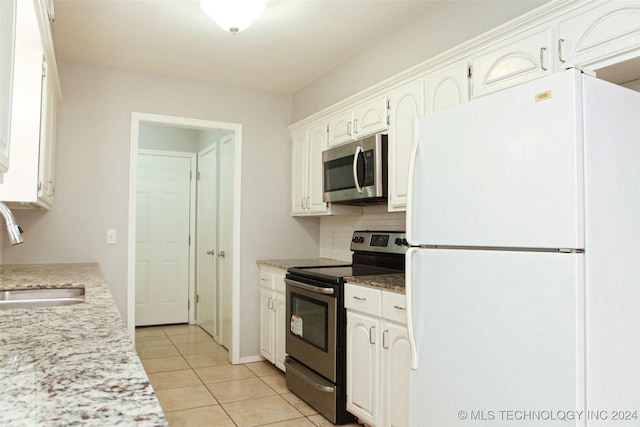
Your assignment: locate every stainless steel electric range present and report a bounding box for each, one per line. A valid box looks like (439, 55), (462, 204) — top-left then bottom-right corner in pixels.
(284, 230), (407, 424)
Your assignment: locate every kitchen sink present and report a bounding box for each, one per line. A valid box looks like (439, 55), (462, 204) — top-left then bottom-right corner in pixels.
(0, 287), (85, 310)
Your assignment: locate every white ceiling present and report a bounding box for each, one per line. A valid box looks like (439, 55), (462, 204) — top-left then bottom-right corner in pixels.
(51, 0), (441, 94)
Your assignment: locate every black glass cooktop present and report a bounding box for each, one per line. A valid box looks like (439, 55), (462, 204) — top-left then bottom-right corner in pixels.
(287, 264), (400, 284)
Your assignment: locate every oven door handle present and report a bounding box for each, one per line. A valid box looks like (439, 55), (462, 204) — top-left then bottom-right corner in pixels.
(284, 359), (335, 393)
(285, 278), (335, 295)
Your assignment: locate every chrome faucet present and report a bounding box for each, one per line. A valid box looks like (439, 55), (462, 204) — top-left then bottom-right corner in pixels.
(0, 202), (23, 245)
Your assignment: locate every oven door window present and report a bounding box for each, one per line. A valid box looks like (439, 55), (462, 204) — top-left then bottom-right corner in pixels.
(290, 292), (328, 351)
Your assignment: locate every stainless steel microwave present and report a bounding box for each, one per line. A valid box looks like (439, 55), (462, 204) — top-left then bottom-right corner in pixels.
(322, 134), (387, 205)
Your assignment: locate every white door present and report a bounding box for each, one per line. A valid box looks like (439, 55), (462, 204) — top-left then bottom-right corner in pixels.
(136, 153), (192, 326)
(217, 134), (234, 348)
(197, 144), (217, 337)
(409, 70), (583, 249)
(408, 248), (583, 426)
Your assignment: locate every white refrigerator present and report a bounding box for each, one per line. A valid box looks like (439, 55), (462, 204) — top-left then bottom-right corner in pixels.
(406, 68), (640, 427)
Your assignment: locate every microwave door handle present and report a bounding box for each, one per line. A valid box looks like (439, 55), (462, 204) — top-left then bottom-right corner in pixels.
(353, 145), (364, 193)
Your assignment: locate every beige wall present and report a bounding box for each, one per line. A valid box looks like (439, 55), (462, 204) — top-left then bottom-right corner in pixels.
(291, 0), (549, 121)
(2, 61), (320, 359)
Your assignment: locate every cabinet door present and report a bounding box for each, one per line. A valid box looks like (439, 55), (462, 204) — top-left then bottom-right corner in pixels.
(557, 0), (640, 70)
(37, 59), (56, 206)
(346, 310), (380, 427)
(352, 97), (389, 139)
(0, 47), (42, 203)
(382, 321), (411, 427)
(259, 288), (275, 363)
(471, 27), (552, 98)
(387, 80), (424, 212)
(274, 289), (287, 371)
(306, 122), (328, 214)
(291, 130), (308, 215)
(327, 111), (354, 147)
(426, 61), (469, 114)
(0, 0), (16, 178)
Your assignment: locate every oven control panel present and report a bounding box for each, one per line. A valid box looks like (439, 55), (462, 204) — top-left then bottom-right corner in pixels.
(350, 230), (408, 254)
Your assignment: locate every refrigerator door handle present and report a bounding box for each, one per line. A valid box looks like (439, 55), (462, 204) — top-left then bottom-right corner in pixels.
(406, 247), (419, 370)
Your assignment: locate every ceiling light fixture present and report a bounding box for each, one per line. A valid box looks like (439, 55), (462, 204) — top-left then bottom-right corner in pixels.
(200, 0), (266, 35)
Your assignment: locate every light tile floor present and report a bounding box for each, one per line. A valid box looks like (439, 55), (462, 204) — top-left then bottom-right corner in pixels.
(136, 324), (362, 427)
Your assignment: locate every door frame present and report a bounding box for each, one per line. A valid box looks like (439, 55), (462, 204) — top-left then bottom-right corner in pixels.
(136, 149), (197, 326)
(128, 112), (243, 365)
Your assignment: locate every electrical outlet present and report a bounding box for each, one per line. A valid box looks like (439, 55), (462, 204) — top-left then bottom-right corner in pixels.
(107, 229), (117, 245)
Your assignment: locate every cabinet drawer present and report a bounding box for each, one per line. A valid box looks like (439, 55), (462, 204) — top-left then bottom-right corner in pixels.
(274, 273), (286, 293)
(345, 284), (381, 316)
(259, 271), (274, 290)
(382, 291), (408, 325)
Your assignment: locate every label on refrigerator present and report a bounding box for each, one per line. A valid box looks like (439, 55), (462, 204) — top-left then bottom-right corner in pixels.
(535, 90), (552, 102)
(290, 315), (303, 337)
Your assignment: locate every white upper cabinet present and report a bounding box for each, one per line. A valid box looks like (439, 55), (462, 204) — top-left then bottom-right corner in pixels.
(307, 123), (328, 213)
(387, 79), (424, 213)
(556, 0), (640, 70)
(289, 0), (640, 214)
(426, 60), (469, 114)
(471, 26), (553, 98)
(0, 0), (16, 181)
(327, 97), (389, 147)
(291, 122), (360, 217)
(0, 0), (60, 208)
(291, 129), (308, 215)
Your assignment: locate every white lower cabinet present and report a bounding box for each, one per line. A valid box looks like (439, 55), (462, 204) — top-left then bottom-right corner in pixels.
(259, 265), (287, 371)
(345, 284), (410, 427)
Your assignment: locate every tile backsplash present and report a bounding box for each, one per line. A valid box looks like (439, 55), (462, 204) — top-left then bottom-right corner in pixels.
(319, 205), (406, 262)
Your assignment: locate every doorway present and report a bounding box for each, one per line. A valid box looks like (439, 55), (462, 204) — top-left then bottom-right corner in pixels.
(128, 113), (243, 364)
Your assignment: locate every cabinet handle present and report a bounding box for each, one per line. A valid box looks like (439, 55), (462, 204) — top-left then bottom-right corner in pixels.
(302, 197), (306, 209)
(540, 47), (547, 71)
(347, 121), (352, 136)
(558, 38), (566, 64)
(268, 297), (273, 310)
(353, 119), (358, 134)
(306, 197), (310, 209)
(353, 296), (366, 301)
(393, 305), (406, 311)
(369, 326), (376, 345)
(383, 330), (389, 349)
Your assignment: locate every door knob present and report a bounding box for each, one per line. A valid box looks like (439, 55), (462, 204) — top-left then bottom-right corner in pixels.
(218, 251), (226, 258)
(206, 250), (215, 255)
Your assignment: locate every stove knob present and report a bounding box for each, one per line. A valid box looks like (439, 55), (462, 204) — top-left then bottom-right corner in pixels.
(402, 238), (408, 246)
(394, 237), (402, 246)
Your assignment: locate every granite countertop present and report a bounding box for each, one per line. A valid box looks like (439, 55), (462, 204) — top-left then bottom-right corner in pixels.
(0, 263), (167, 426)
(257, 257), (347, 270)
(345, 273), (406, 294)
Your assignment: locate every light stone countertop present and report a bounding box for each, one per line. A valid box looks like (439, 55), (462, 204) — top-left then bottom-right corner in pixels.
(257, 257), (348, 270)
(0, 263), (167, 426)
(345, 273), (406, 294)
